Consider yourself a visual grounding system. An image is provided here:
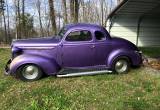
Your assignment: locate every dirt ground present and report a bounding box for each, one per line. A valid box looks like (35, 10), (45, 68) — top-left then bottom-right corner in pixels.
(143, 57), (160, 70)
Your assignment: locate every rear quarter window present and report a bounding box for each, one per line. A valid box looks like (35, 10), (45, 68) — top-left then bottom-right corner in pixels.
(95, 31), (106, 41)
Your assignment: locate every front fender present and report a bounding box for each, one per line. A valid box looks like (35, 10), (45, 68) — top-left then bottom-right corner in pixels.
(10, 54), (61, 75)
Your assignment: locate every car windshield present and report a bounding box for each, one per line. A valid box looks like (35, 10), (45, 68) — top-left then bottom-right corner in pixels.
(57, 27), (67, 40)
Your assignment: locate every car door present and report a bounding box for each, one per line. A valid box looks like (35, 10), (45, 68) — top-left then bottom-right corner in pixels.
(94, 30), (112, 65)
(62, 30), (95, 67)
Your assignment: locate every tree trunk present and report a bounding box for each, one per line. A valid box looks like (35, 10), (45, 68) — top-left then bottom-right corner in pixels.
(104, 0), (109, 27)
(117, 0), (122, 4)
(81, 0), (85, 22)
(36, 0), (44, 37)
(47, 18), (51, 36)
(17, 0), (21, 39)
(48, 0), (57, 35)
(15, 0), (21, 39)
(6, 0), (11, 43)
(70, 0), (79, 23)
(2, 11), (8, 43)
(70, 0), (74, 23)
(100, 0), (104, 26)
(74, 0), (79, 23)
(62, 0), (68, 25)
(22, 0), (26, 38)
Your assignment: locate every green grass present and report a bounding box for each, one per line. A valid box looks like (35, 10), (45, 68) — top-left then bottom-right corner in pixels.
(140, 47), (160, 57)
(0, 48), (160, 110)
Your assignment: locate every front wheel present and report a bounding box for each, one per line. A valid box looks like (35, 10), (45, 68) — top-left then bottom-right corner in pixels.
(16, 64), (43, 81)
(113, 57), (130, 74)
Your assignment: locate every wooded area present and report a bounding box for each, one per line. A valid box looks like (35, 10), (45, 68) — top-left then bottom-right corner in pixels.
(0, 0), (120, 45)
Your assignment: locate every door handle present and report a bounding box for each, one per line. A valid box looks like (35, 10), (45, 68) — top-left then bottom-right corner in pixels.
(91, 45), (95, 49)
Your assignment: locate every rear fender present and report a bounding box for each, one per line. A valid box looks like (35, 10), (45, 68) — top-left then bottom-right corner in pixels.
(106, 49), (132, 69)
(10, 54), (61, 75)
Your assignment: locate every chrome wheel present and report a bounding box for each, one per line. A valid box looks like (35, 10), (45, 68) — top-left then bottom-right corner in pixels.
(22, 65), (39, 80)
(115, 59), (128, 73)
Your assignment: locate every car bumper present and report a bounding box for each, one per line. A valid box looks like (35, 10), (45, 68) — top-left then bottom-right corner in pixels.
(4, 59), (12, 75)
(133, 51), (143, 66)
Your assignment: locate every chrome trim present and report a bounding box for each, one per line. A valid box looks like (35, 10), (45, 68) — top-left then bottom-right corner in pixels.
(57, 70), (112, 78)
(115, 60), (128, 73)
(4, 59), (12, 75)
(138, 51), (142, 54)
(135, 50), (142, 54)
(19, 46), (55, 49)
(22, 65), (39, 80)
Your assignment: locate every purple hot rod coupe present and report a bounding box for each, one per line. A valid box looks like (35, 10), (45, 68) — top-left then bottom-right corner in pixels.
(5, 23), (142, 81)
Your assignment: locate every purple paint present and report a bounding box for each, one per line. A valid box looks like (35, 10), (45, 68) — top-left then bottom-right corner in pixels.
(5, 23), (142, 79)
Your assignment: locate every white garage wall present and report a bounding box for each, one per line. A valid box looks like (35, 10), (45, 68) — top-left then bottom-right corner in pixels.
(107, 15), (160, 47)
(108, 15), (139, 45)
(138, 16), (160, 47)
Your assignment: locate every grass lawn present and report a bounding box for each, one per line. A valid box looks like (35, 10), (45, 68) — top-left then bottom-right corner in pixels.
(0, 48), (160, 110)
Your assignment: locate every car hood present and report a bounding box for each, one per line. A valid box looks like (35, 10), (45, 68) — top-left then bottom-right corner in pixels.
(12, 36), (60, 48)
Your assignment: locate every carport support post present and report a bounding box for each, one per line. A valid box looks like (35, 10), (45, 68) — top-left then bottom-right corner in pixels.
(108, 17), (115, 34)
(136, 16), (144, 46)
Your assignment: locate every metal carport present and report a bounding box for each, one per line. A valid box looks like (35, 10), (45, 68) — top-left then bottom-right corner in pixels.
(107, 0), (160, 47)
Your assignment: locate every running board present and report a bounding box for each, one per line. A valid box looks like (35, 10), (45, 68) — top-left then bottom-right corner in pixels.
(57, 70), (112, 78)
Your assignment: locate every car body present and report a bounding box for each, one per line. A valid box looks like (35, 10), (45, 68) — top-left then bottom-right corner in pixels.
(5, 23), (142, 81)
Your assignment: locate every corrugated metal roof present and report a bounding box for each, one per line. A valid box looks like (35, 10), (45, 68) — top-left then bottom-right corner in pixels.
(108, 0), (160, 19)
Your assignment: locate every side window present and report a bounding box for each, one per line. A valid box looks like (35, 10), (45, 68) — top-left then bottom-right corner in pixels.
(66, 30), (92, 41)
(95, 31), (106, 40)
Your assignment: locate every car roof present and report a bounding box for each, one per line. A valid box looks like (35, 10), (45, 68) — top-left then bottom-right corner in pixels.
(65, 23), (104, 30)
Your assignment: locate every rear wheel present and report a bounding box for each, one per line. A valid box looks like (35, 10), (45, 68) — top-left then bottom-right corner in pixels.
(17, 64), (43, 81)
(113, 57), (130, 74)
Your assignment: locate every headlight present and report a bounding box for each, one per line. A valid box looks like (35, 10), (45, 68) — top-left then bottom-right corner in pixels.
(12, 47), (21, 53)
(12, 47), (23, 59)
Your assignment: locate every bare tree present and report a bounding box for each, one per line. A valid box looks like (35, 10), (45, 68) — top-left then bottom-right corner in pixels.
(44, 0), (50, 36)
(48, 0), (57, 35)
(0, 0), (111, 44)
(17, 0), (21, 39)
(14, 0), (21, 39)
(117, 0), (123, 4)
(104, 0), (109, 27)
(70, 0), (74, 23)
(70, 0), (79, 23)
(2, 9), (7, 43)
(36, 0), (44, 36)
(6, 0), (11, 43)
(47, 18), (51, 36)
(62, 0), (68, 25)
(79, 0), (84, 22)
(99, 0), (109, 27)
(22, 0), (26, 38)
(100, 0), (104, 26)
(0, 0), (4, 16)
(74, 0), (79, 23)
